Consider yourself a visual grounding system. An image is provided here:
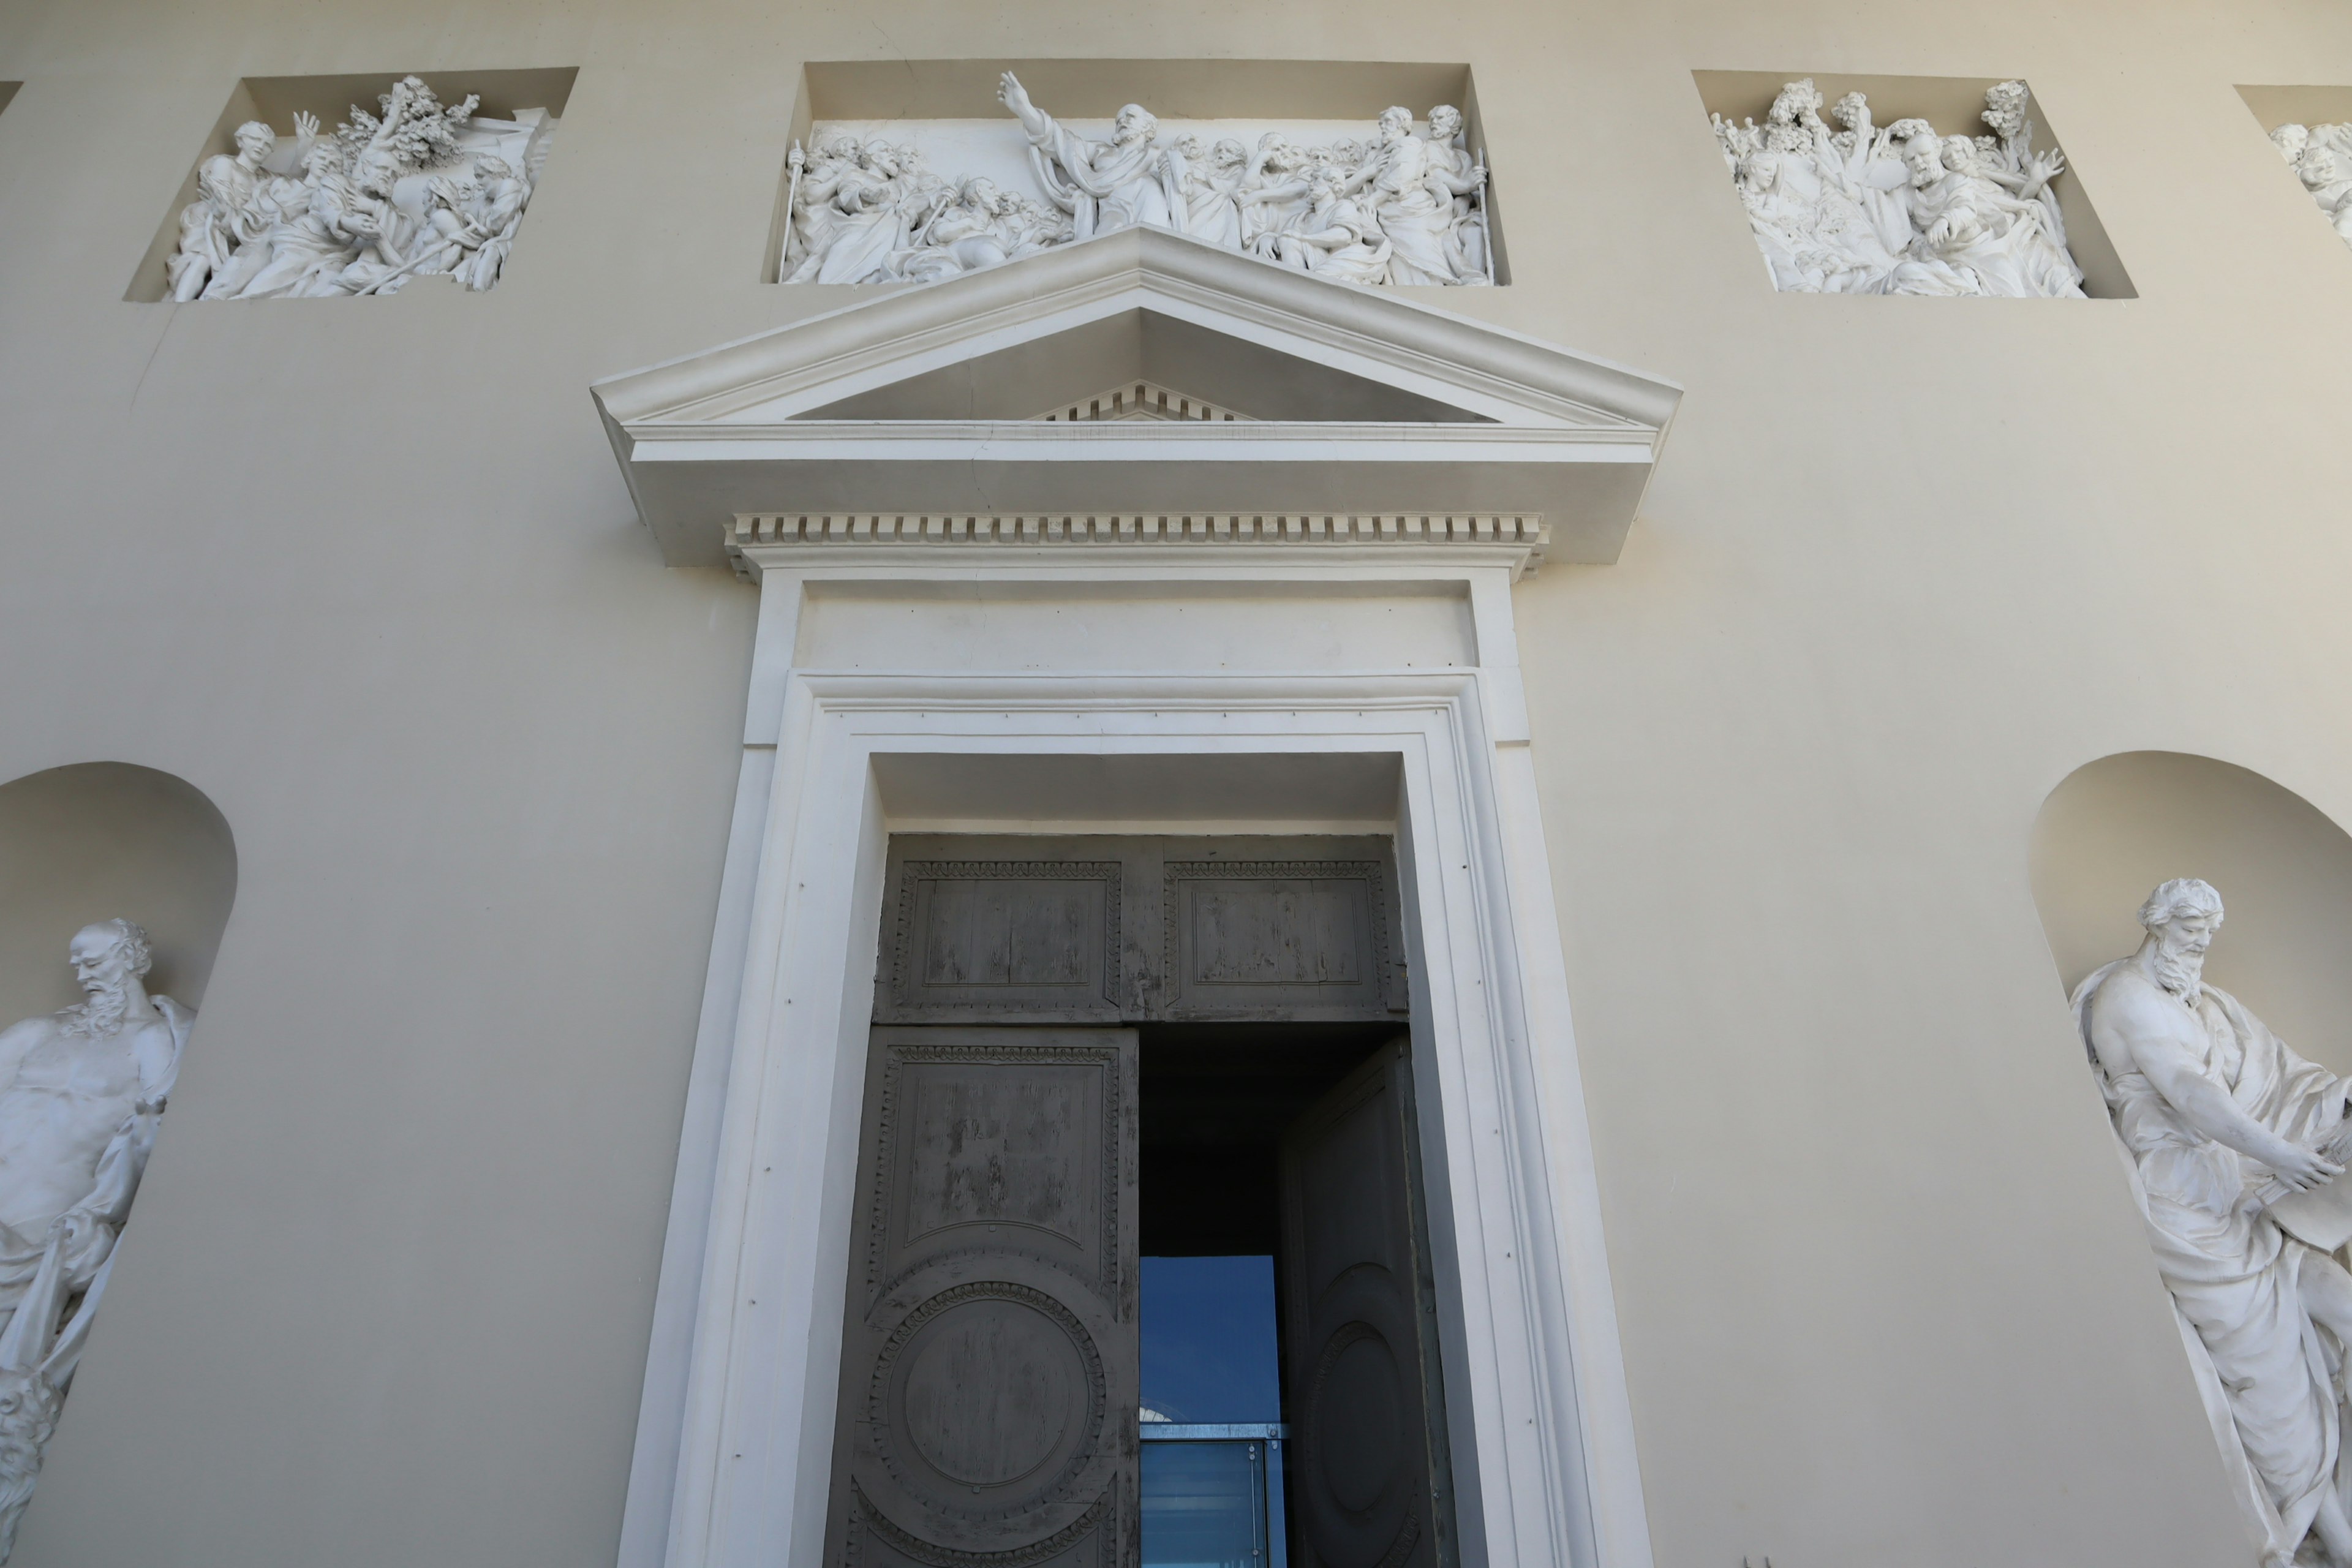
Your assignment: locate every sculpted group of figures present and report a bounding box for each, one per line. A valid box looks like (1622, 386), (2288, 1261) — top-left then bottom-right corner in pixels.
(1711, 78), (2086, 296)
(2083, 880), (2352, 1568)
(2270, 122), (2352, 251)
(165, 76), (553, 301)
(0, 922), (189, 1561)
(782, 72), (1491, 287)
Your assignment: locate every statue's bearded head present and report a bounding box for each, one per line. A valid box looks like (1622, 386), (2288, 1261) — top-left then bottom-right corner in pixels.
(1428, 106), (1463, 143)
(62, 919), (153, 1041)
(1902, 134), (1945, 187)
(1378, 107), (1412, 145)
(2139, 878), (2225, 999)
(1114, 105), (1157, 146)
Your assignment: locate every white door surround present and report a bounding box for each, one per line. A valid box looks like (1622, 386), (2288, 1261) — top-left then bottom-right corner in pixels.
(611, 552), (1654, 1568)
(597, 240), (1677, 1568)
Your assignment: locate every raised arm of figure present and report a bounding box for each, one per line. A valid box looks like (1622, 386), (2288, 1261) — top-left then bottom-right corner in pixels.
(997, 73), (1052, 144)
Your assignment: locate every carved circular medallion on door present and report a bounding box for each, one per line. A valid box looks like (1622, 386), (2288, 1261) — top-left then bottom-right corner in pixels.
(1294, 1271), (1426, 1568)
(864, 1273), (1112, 1541)
(1312, 1322), (1406, 1513)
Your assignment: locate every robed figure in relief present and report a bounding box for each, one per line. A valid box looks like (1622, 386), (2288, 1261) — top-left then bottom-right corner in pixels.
(998, 72), (1187, 241)
(2078, 880), (2352, 1568)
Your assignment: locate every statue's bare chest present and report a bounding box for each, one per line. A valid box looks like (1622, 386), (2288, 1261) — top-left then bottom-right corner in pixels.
(14, 1032), (141, 1103)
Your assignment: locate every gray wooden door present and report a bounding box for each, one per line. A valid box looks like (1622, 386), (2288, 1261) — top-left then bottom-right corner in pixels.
(1278, 1041), (1455, 1568)
(826, 1026), (1140, 1568)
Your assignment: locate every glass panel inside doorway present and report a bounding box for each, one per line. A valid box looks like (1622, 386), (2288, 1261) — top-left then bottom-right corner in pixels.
(1142, 1256), (1286, 1568)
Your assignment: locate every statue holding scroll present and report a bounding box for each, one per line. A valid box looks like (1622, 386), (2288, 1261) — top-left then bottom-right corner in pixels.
(2078, 880), (2352, 1568)
(0, 921), (194, 1561)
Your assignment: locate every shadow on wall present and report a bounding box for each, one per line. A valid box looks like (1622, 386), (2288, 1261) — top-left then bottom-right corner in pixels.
(2030, 750), (2352, 1069)
(0, 764), (238, 1023)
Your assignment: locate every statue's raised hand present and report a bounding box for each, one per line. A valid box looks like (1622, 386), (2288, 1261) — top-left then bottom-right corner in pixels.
(293, 110), (320, 142)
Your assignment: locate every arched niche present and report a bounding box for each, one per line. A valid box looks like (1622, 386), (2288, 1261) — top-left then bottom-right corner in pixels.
(0, 763), (238, 1024)
(2030, 750), (2352, 1065)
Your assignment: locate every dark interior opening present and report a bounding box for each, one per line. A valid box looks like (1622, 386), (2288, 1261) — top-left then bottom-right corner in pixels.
(1139, 1024), (1395, 1568)
(1140, 1023), (1392, 1257)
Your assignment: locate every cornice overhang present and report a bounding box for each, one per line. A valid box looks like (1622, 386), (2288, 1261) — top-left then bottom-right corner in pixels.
(591, 227), (1681, 570)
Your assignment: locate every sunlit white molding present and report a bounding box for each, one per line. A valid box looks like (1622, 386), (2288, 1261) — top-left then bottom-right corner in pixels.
(723, 511), (1553, 581)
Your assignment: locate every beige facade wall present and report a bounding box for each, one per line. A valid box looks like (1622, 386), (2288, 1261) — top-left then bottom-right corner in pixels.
(2, 1), (2350, 1564)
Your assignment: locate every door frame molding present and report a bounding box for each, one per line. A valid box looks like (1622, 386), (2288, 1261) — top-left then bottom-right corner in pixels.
(619, 562), (1652, 1568)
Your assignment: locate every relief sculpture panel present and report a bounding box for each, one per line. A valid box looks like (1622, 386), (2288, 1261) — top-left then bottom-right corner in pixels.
(785, 74), (1491, 287)
(1710, 78), (2087, 296)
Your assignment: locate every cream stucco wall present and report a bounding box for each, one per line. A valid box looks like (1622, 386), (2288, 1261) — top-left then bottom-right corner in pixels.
(4, 1), (2352, 1564)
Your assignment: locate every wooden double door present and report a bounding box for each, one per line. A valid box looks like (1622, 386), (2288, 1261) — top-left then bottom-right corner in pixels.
(824, 838), (1457, 1568)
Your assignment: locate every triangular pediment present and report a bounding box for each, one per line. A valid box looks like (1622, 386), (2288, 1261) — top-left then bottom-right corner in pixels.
(591, 226), (1682, 568)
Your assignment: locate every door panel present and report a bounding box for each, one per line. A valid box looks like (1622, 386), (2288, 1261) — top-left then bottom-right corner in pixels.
(875, 835), (1407, 1025)
(829, 1027), (1140, 1568)
(1161, 861), (1396, 1020)
(1278, 1041), (1453, 1568)
(878, 858), (1128, 1023)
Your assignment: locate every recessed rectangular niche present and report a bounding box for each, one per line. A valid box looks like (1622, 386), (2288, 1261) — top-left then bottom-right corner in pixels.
(126, 66), (578, 303)
(1691, 70), (2134, 299)
(0, 84), (21, 120)
(2236, 86), (2352, 255)
(766, 58), (1507, 287)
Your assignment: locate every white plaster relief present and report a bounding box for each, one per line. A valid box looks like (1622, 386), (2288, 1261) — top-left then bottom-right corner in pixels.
(782, 75), (1491, 286)
(2268, 123), (2352, 251)
(2078, 880), (2352, 1568)
(1711, 78), (2086, 296)
(165, 75), (554, 301)
(0, 922), (192, 1562)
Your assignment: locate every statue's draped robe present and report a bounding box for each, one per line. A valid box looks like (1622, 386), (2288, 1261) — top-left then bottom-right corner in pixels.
(2077, 964), (2351, 1558)
(0, 997), (193, 1374)
(1361, 136), (1454, 285)
(1020, 113), (1184, 241)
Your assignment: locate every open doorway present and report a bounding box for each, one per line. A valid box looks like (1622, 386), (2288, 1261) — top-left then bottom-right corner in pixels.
(1140, 1025), (1389, 1568)
(826, 839), (1455, 1568)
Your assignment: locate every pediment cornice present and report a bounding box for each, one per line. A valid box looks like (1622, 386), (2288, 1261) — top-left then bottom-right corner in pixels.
(592, 227), (1681, 569)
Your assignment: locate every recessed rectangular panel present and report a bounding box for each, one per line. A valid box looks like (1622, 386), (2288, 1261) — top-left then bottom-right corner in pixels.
(881, 859), (1123, 1021)
(1164, 859), (1400, 1019)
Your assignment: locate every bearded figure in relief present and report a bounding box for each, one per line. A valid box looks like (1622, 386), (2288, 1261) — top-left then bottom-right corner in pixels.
(2079, 880), (2352, 1567)
(0, 920), (194, 1561)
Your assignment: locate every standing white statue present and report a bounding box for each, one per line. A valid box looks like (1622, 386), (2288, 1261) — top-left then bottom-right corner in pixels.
(2077, 880), (2352, 1567)
(0, 921), (193, 1562)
